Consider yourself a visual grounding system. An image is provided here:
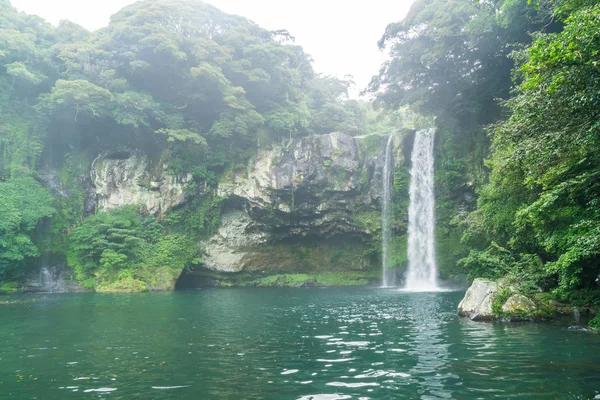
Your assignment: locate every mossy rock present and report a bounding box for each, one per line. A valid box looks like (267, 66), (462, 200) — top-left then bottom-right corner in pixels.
(96, 278), (149, 293)
(136, 266), (182, 291)
(243, 272), (372, 287)
(0, 281), (21, 293)
(182, 269), (378, 288)
(459, 279), (555, 321)
(501, 294), (537, 314)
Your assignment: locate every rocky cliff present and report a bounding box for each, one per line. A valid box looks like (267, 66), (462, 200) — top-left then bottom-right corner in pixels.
(77, 132), (400, 288)
(90, 149), (193, 216)
(198, 133), (389, 275)
(29, 132), (404, 291)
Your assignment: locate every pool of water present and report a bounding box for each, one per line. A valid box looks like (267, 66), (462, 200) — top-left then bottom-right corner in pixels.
(0, 288), (599, 399)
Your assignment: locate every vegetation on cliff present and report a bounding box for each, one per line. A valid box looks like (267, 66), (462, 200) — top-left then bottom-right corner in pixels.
(373, 0), (600, 305)
(1, 0), (599, 304)
(0, 0), (392, 290)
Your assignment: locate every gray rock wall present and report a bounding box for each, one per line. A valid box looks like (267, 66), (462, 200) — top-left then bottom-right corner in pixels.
(90, 149), (192, 216)
(84, 133), (402, 276)
(203, 132), (395, 273)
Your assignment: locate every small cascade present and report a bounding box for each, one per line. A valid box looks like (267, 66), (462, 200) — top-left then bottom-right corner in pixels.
(381, 134), (394, 287)
(405, 128), (438, 291)
(39, 266), (66, 293)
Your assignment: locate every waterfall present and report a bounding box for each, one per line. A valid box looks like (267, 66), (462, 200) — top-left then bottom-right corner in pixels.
(39, 266), (65, 292)
(381, 134), (394, 287)
(405, 128), (438, 291)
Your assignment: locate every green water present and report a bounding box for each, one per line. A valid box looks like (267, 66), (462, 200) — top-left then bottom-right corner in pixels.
(0, 288), (599, 399)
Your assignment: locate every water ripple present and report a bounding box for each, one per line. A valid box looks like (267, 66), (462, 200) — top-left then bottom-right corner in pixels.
(1, 289), (599, 399)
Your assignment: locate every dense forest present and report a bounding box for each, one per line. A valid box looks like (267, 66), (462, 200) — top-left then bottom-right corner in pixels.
(370, 0), (600, 311)
(1, 0), (599, 312)
(0, 0), (395, 291)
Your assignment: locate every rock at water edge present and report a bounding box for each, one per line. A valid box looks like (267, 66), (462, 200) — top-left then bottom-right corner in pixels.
(501, 294), (537, 314)
(457, 278), (498, 321)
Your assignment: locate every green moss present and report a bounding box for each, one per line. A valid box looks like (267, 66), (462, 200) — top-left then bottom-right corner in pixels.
(199, 271), (375, 288)
(491, 287), (556, 320)
(435, 228), (469, 280)
(136, 265), (181, 290)
(388, 235), (408, 269)
(255, 274), (314, 287)
(492, 288), (511, 316)
(315, 271), (371, 286)
(392, 165), (410, 228)
(236, 236), (375, 273)
(359, 134), (383, 158)
(328, 165), (350, 189)
(589, 315), (600, 330)
(82, 278), (96, 290)
(0, 281), (21, 293)
(353, 210), (381, 233)
(137, 177), (153, 190)
(358, 166), (370, 194)
(96, 278), (149, 293)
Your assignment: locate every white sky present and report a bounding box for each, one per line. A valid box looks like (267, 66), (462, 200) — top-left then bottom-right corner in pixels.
(10, 0), (414, 96)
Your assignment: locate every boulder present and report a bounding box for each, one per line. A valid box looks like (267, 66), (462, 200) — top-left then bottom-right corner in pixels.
(457, 279), (498, 321)
(502, 294), (537, 314)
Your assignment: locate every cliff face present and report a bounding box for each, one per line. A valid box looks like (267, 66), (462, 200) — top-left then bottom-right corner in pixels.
(202, 132), (389, 275)
(37, 132), (401, 291)
(90, 149), (193, 216)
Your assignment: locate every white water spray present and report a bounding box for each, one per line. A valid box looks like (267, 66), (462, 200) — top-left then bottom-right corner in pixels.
(381, 134), (394, 287)
(39, 266), (65, 292)
(405, 128), (438, 291)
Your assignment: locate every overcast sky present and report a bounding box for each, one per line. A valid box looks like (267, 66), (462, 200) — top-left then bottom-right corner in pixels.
(11, 0), (414, 96)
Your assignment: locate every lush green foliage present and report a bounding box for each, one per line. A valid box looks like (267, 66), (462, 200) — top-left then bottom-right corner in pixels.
(590, 315), (600, 331)
(0, 177), (54, 280)
(67, 206), (201, 288)
(374, 0), (600, 301)
(0, 0), (389, 289)
(462, 1), (600, 298)
(3, 0), (600, 301)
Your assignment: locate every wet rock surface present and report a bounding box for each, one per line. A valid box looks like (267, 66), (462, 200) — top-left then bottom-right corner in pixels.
(91, 148), (192, 216)
(502, 294), (538, 314)
(457, 279), (498, 321)
(203, 133), (392, 273)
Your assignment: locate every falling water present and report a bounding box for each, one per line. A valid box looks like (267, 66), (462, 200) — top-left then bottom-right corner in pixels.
(405, 128), (438, 291)
(381, 134), (394, 287)
(39, 266), (65, 292)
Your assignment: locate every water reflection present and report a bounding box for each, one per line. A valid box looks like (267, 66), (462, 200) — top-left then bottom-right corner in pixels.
(0, 288), (599, 399)
(404, 293), (454, 399)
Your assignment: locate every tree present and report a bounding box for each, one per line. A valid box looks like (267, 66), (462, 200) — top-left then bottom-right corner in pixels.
(369, 0), (558, 280)
(0, 177), (54, 280)
(466, 2), (600, 295)
(37, 79), (113, 121)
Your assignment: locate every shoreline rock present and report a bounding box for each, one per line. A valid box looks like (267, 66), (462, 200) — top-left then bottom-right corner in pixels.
(457, 278), (545, 321)
(457, 279), (498, 321)
(458, 278), (600, 323)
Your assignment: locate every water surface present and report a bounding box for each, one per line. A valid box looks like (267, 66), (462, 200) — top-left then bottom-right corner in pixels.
(1, 288), (599, 399)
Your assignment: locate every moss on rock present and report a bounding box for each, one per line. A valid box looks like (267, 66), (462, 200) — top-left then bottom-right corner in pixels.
(96, 278), (149, 293)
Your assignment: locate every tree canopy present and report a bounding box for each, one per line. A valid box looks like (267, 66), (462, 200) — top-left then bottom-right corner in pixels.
(372, 0), (600, 301)
(0, 0), (382, 284)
